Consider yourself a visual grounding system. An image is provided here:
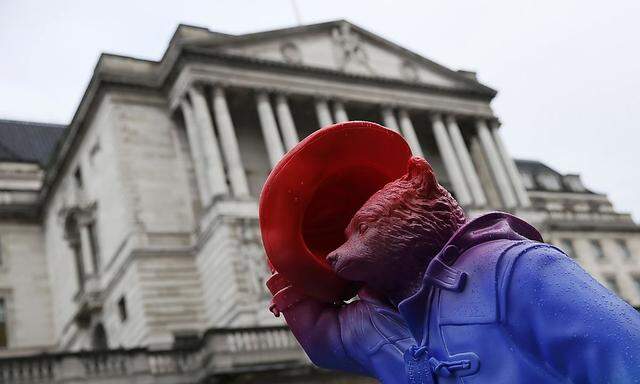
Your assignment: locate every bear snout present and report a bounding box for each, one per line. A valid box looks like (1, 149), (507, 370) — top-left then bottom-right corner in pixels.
(326, 251), (340, 269)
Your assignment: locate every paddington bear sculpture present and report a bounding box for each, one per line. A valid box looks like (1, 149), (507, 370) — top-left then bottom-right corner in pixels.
(260, 121), (640, 384)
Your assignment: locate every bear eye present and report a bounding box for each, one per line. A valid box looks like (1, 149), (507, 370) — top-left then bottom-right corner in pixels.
(358, 223), (368, 235)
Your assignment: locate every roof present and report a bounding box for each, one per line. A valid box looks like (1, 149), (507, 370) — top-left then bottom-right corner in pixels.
(0, 119), (66, 166)
(515, 159), (596, 194)
(40, 19), (499, 206)
(184, 19), (497, 96)
(515, 159), (562, 178)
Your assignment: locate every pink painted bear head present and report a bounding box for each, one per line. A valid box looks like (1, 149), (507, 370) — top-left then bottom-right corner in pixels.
(326, 156), (467, 303)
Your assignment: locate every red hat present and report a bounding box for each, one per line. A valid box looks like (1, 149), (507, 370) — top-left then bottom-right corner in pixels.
(259, 121), (412, 302)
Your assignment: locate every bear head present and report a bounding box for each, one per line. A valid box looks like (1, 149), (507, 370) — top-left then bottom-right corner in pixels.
(326, 156), (467, 301)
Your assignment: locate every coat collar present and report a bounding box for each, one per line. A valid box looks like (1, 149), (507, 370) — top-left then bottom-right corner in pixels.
(397, 211), (542, 343)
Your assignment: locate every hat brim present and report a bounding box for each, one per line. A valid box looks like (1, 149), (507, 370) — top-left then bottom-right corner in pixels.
(259, 121), (412, 302)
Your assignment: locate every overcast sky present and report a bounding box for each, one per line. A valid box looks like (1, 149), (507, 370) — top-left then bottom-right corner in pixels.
(1, 0), (639, 221)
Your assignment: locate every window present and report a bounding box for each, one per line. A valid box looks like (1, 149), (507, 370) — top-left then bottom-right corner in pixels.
(560, 239), (576, 258)
(564, 175), (586, 192)
(590, 240), (605, 262)
(519, 172), (535, 189)
(537, 173), (562, 191)
(89, 140), (101, 166)
(173, 331), (200, 349)
(0, 298), (6, 347)
(604, 276), (619, 294)
(117, 296), (128, 322)
(617, 239), (632, 260)
(73, 167), (83, 189)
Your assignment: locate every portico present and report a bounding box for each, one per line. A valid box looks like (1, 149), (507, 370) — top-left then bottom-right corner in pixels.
(175, 77), (531, 211)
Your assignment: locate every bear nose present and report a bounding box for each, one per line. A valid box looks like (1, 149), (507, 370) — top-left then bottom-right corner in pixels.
(326, 251), (340, 268)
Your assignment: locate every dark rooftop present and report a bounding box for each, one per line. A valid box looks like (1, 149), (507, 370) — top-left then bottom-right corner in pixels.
(515, 159), (595, 194)
(0, 119), (66, 167)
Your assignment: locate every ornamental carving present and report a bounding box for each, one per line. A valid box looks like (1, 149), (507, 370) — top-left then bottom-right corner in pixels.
(331, 23), (375, 74)
(280, 41), (303, 64)
(400, 60), (419, 82)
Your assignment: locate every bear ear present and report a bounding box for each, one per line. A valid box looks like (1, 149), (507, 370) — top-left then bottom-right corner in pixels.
(405, 156), (437, 193)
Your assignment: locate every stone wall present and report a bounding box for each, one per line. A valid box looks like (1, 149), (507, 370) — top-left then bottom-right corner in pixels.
(549, 231), (640, 306)
(0, 222), (53, 352)
(42, 93), (135, 350)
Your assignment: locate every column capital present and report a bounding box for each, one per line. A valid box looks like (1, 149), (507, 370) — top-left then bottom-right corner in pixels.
(379, 102), (398, 110)
(444, 114), (461, 125)
(472, 115), (500, 126)
(313, 94), (331, 102)
(211, 84), (226, 98)
(255, 89), (270, 99)
(188, 82), (206, 91)
(253, 87), (279, 97)
(397, 108), (411, 117)
(428, 112), (444, 123)
(274, 89), (295, 99)
(488, 117), (502, 129)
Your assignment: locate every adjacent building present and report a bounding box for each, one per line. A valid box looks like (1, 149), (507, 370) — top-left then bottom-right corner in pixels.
(0, 20), (637, 383)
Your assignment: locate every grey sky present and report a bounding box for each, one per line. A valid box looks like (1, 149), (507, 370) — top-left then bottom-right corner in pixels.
(1, 0), (639, 220)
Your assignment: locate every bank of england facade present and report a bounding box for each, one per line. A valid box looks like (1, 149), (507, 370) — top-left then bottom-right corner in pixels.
(0, 20), (638, 383)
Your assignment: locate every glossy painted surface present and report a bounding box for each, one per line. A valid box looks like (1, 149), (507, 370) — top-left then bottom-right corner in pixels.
(281, 213), (640, 383)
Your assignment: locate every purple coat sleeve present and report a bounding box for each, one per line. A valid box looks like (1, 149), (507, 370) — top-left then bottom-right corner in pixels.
(283, 289), (413, 382)
(283, 299), (367, 374)
(505, 245), (640, 383)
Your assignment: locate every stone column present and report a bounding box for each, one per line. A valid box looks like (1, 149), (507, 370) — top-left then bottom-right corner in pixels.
(256, 92), (285, 168)
(314, 98), (334, 128)
(398, 109), (424, 157)
(445, 115), (487, 207)
(431, 113), (472, 206)
(180, 100), (210, 203)
(188, 87), (229, 201)
(211, 86), (250, 198)
(79, 224), (95, 277)
(490, 121), (531, 207)
(333, 101), (349, 122)
(381, 106), (400, 133)
(476, 118), (517, 208)
(274, 94), (299, 151)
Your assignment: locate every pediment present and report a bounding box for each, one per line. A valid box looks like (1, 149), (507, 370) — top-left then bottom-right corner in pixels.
(207, 21), (488, 93)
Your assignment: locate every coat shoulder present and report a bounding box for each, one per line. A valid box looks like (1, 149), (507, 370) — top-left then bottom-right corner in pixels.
(438, 239), (554, 325)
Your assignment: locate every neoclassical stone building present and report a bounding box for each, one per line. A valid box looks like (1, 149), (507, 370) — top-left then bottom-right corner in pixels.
(0, 20), (638, 383)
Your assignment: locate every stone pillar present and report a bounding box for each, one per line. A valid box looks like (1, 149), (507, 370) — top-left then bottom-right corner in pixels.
(333, 101), (349, 122)
(398, 109), (424, 157)
(314, 98), (333, 128)
(381, 106), (400, 133)
(274, 94), (299, 151)
(188, 87), (229, 201)
(256, 92), (285, 168)
(79, 224), (95, 277)
(490, 121), (531, 207)
(430, 113), (472, 206)
(476, 118), (518, 208)
(211, 86), (250, 198)
(180, 100), (210, 203)
(445, 115), (487, 207)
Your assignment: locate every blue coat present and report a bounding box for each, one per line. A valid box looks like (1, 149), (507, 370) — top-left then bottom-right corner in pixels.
(323, 212), (640, 383)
